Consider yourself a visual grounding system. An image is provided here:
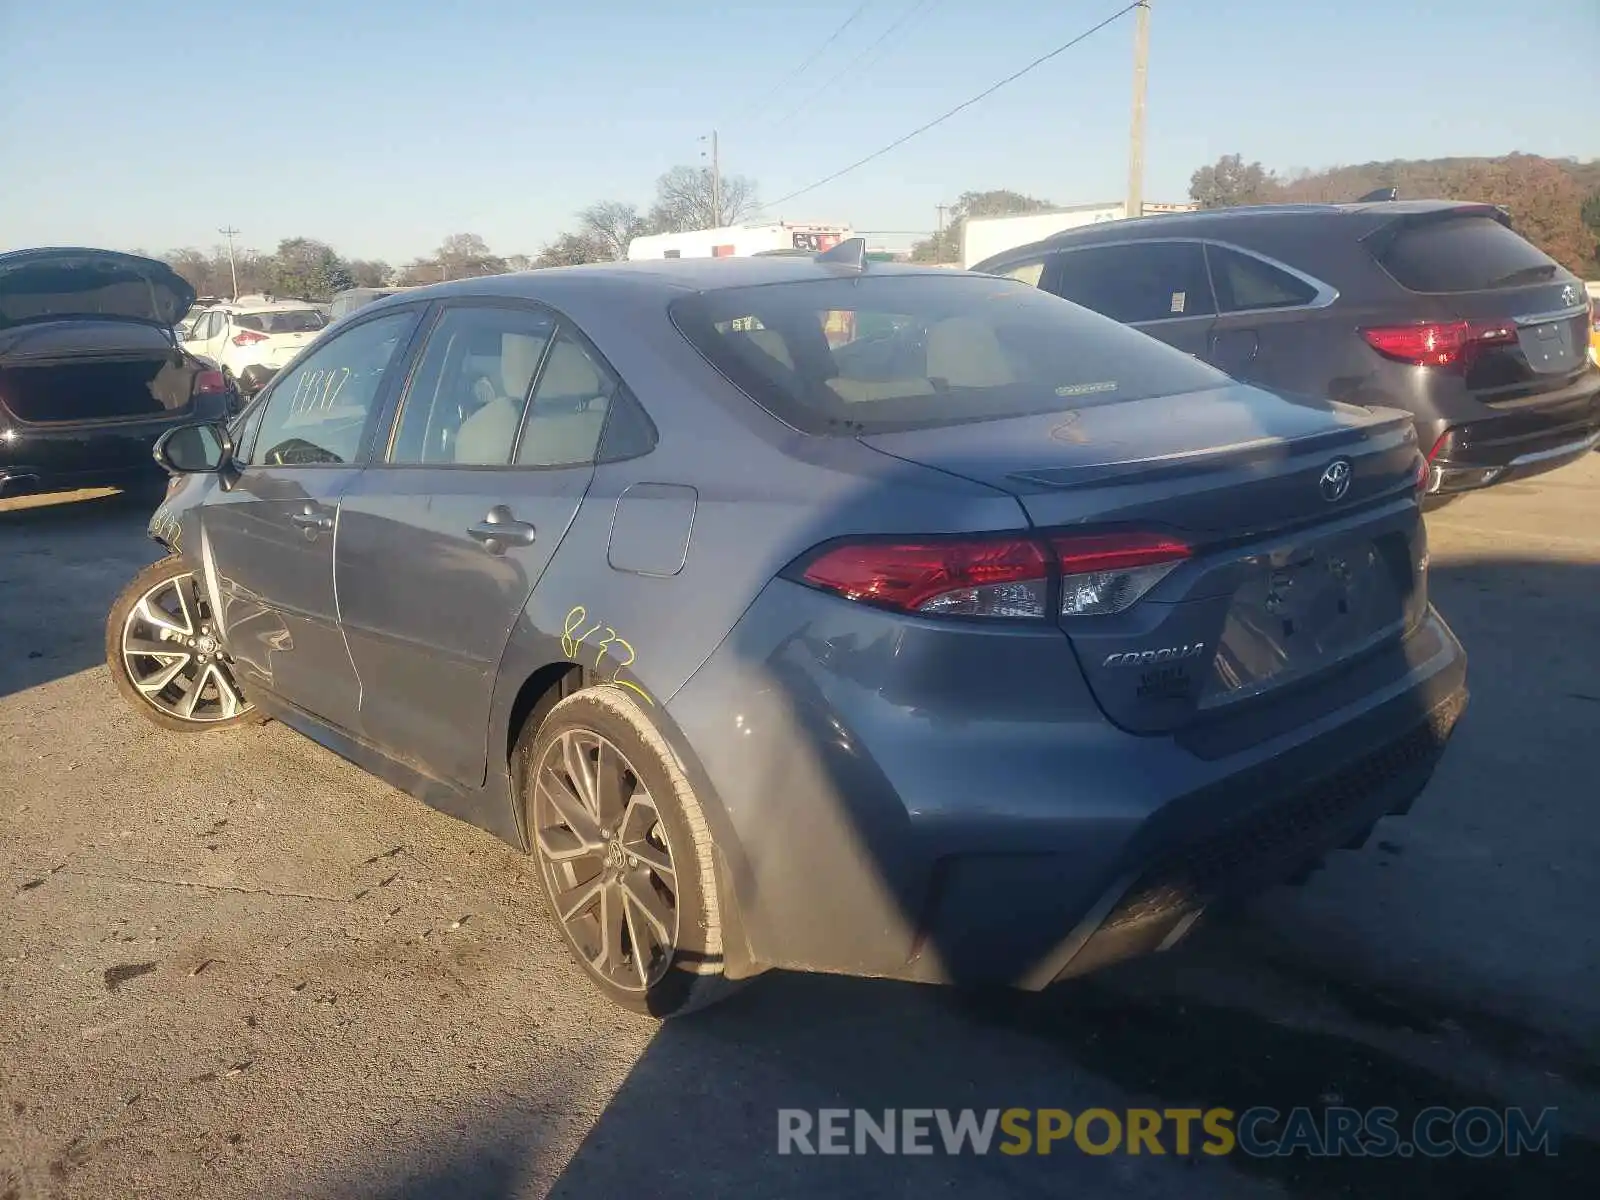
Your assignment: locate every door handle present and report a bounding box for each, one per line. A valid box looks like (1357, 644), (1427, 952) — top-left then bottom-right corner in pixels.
(290, 509), (333, 531)
(469, 505), (537, 553)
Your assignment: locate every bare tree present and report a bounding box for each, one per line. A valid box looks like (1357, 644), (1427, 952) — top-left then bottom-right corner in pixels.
(578, 201), (650, 261)
(647, 164), (759, 233)
(533, 232), (609, 269)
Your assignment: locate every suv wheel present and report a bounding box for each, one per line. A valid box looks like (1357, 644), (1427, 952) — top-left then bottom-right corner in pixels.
(105, 557), (265, 732)
(517, 685), (740, 1017)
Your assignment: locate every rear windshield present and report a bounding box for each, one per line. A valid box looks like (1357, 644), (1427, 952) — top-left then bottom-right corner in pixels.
(1375, 215), (1560, 293)
(668, 273), (1227, 434)
(235, 309), (328, 334)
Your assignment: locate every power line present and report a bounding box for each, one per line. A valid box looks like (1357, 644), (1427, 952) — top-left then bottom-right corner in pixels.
(755, 1), (1142, 214)
(742, 2), (875, 121)
(772, 0), (942, 131)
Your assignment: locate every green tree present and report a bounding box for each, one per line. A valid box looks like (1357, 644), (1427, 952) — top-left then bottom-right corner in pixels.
(267, 237), (354, 300)
(909, 189), (1055, 262)
(345, 259), (392, 288)
(1188, 154), (1280, 208)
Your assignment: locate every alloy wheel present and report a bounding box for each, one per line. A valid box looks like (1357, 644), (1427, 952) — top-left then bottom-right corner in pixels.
(531, 729), (679, 993)
(120, 571), (251, 723)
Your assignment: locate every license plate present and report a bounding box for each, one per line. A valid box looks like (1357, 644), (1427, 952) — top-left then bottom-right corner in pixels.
(1203, 535), (1407, 706)
(1521, 322), (1576, 371)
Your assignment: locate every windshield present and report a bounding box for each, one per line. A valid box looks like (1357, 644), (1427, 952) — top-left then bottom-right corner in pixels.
(235, 309), (328, 334)
(669, 273), (1228, 435)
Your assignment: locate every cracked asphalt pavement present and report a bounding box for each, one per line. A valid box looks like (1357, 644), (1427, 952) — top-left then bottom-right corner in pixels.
(2, 462), (1599, 1199)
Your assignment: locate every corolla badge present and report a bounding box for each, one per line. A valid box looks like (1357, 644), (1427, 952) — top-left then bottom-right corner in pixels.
(1319, 458), (1353, 503)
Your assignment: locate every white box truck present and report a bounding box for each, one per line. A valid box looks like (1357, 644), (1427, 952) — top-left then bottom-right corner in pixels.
(627, 223), (853, 261)
(960, 202), (1198, 269)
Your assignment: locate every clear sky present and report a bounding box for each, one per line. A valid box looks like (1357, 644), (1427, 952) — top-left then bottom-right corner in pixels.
(1, 0), (1595, 263)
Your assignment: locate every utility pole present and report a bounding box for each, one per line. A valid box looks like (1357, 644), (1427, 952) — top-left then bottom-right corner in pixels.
(700, 130), (724, 226)
(1125, 0), (1151, 220)
(218, 226), (241, 298)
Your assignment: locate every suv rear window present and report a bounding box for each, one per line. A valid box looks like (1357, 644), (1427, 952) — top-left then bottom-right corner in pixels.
(235, 309), (327, 334)
(669, 274), (1227, 435)
(1374, 215), (1559, 293)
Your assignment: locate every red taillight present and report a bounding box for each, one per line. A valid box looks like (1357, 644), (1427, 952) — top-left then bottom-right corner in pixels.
(232, 330), (268, 346)
(1360, 319), (1517, 369)
(797, 530), (1190, 620)
(801, 537), (1050, 618)
(194, 369), (228, 395)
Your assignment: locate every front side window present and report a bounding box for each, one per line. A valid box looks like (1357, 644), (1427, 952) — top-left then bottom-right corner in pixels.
(1053, 242), (1216, 324)
(389, 305), (557, 465)
(251, 309), (419, 466)
(670, 272), (1228, 435)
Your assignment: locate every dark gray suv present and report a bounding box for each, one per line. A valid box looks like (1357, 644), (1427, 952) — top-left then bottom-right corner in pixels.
(974, 201), (1600, 499)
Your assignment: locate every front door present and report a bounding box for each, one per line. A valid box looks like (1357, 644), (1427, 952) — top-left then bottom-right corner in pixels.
(200, 306), (423, 730)
(1048, 241), (1218, 358)
(337, 302), (620, 788)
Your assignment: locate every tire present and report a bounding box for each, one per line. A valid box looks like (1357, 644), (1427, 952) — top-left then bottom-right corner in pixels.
(105, 556), (266, 733)
(516, 685), (741, 1017)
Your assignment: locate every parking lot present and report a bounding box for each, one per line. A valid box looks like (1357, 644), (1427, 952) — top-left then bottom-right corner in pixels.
(3, 461), (1599, 1198)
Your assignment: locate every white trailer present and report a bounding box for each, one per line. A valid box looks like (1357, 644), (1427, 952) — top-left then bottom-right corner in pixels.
(627, 222), (853, 261)
(960, 202), (1198, 269)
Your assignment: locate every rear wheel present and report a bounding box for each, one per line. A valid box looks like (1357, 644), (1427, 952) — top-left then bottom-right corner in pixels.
(517, 686), (739, 1017)
(105, 556), (264, 732)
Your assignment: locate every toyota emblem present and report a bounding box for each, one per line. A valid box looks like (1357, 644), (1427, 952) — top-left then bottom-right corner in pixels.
(1319, 459), (1353, 502)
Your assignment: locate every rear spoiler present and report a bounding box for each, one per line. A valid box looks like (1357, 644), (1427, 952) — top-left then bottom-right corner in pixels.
(1358, 201), (1513, 258)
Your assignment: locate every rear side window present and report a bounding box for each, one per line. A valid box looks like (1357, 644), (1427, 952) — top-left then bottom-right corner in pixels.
(1206, 245), (1319, 312)
(669, 273), (1228, 435)
(1374, 215), (1558, 293)
(1052, 242), (1216, 324)
(991, 259), (1047, 288)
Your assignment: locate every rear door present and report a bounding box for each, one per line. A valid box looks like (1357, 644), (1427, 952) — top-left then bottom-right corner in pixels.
(1047, 241), (1217, 358)
(335, 301), (621, 788)
(1203, 241), (1337, 383)
(200, 306), (424, 729)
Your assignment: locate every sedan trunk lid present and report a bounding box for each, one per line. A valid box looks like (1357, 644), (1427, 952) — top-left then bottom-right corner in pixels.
(0, 247), (196, 332)
(860, 385), (1429, 734)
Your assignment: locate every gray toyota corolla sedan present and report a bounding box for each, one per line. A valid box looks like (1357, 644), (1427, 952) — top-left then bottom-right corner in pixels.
(106, 241), (1468, 1016)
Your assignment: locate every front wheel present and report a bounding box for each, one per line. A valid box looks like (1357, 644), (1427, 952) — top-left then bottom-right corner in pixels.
(105, 556), (265, 732)
(517, 686), (741, 1017)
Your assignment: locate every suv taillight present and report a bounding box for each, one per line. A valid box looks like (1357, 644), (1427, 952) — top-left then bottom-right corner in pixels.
(194, 370), (228, 395)
(232, 330), (268, 346)
(1360, 319), (1517, 369)
(795, 531), (1190, 620)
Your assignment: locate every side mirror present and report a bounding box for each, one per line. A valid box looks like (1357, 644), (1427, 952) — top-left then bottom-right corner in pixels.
(153, 422), (232, 475)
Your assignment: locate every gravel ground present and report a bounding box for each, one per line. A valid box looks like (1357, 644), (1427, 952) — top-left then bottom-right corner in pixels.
(2, 462), (1598, 1199)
